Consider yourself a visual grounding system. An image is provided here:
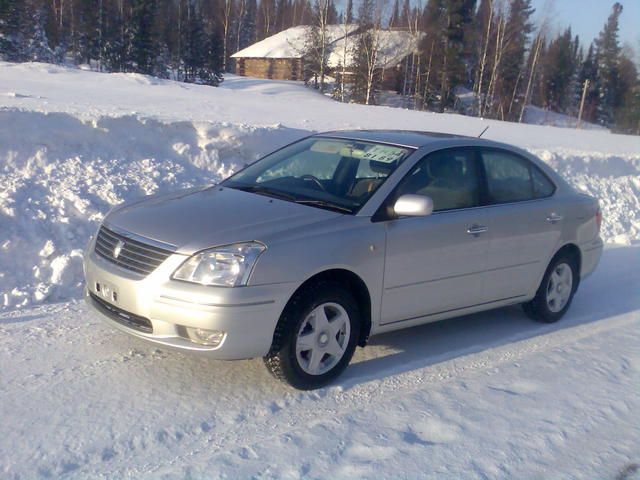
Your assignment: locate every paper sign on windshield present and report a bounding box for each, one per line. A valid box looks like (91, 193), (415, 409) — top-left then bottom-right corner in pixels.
(362, 145), (406, 163)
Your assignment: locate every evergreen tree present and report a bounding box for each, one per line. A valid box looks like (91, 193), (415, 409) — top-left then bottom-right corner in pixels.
(499, 0), (535, 120)
(416, 0), (475, 111)
(206, 23), (224, 85)
(101, 0), (129, 72)
(594, 2), (623, 126)
(441, 0), (476, 106)
(23, 4), (55, 62)
(0, 0), (55, 62)
(76, 0), (101, 64)
(613, 51), (639, 134)
(0, 0), (26, 60)
(182, 1), (207, 82)
(576, 43), (599, 123)
(542, 27), (576, 112)
(130, 0), (157, 74)
(239, 0), (257, 50)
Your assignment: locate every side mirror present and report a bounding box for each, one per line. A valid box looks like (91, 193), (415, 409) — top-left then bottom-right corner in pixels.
(393, 194), (434, 217)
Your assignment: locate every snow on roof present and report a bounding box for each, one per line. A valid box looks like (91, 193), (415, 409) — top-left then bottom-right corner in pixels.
(328, 30), (424, 70)
(231, 25), (359, 59)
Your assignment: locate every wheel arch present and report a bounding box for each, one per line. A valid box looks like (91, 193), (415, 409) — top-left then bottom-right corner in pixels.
(278, 268), (372, 348)
(552, 243), (582, 291)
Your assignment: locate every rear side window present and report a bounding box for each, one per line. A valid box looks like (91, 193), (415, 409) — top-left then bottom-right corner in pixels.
(395, 148), (480, 212)
(480, 150), (553, 204)
(532, 167), (555, 198)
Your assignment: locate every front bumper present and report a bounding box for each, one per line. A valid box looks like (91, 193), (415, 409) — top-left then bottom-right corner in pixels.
(83, 237), (297, 359)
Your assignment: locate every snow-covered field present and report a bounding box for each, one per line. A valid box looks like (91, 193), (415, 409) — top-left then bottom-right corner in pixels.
(1, 62), (639, 479)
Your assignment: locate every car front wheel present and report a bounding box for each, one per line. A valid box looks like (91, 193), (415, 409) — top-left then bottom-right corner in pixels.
(264, 281), (360, 390)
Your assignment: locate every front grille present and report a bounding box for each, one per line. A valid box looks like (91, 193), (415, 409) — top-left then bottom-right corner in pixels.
(89, 292), (153, 333)
(94, 226), (173, 276)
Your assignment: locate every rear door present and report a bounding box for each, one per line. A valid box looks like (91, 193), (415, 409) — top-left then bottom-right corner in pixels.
(478, 148), (563, 302)
(380, 148), (489, 325)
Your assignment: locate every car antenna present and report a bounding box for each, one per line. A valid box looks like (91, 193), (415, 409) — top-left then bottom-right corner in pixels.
(478, 126), (489, 138)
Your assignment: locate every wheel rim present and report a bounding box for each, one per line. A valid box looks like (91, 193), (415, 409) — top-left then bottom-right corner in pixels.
(295, 302), (351, 376)
(546, 263), (573, 313)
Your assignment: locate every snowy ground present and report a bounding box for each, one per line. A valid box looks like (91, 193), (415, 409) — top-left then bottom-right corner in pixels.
(1, 246), (638, 479)
(1, 63), (639, 479)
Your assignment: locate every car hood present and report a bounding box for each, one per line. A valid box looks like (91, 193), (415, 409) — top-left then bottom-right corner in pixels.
(105, 186), (341, 254)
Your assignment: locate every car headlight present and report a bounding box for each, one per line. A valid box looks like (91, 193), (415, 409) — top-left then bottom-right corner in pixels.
(172, 242), (266, 287)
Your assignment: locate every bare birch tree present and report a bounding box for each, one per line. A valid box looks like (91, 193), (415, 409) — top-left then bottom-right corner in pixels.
(302, 0), (333, 93)
(476, 0), (493, 116)
(519, 28), (545, 122)
(484, 12), (506, 117)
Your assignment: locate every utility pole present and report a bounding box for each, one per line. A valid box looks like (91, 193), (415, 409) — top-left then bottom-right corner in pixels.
(577, 79), (590, 129)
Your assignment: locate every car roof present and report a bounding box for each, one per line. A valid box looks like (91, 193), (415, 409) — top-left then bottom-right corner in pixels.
(314, 130), (475, 149)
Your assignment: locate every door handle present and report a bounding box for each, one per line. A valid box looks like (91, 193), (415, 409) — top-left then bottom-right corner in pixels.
(467, 225), (488, 236)
(546, 213), (563, 224)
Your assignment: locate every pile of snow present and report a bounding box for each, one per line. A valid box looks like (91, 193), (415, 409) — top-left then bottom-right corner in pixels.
(0, 110), (303, 310)
(0, 62), (639, 312)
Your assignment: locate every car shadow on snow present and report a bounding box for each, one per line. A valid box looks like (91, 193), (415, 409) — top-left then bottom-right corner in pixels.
(339, 245), (640, 389)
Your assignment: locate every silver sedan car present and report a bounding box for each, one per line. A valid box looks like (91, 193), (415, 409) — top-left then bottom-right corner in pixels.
(84, 131), (603, 389)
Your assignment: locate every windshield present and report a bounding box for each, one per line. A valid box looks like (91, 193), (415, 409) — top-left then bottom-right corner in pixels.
(223, 137), (413, 214)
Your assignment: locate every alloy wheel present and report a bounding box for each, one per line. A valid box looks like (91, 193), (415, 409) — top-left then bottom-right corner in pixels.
(546, 262), (573, 313)
(295, 302), (351, 375)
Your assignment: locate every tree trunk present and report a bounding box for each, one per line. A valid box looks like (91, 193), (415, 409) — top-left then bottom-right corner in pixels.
(519, 32), (544, 123)
(485, 15), (505, 117)
(476, 0), (493, 116)
(422, 39), (434, 110)
(577, 79), (590, 129)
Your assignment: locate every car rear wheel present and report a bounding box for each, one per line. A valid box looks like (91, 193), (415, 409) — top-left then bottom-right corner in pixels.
(264, 281), (360, 390)
(523, 253), (578, 323)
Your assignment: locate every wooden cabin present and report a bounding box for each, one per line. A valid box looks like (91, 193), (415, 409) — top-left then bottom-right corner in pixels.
(232, 26), (422, 89)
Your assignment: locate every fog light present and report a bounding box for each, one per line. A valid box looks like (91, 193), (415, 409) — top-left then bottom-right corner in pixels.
(184, 327), (226, 347)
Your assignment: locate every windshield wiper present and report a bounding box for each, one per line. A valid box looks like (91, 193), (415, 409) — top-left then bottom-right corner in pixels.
(293, 199), (354, 214)
(228, 184), (353, 213)
(228, 184), (297, 202)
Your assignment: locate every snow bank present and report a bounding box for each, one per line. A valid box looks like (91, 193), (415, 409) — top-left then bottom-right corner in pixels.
(1, 62), (639, 311)
(0, 109), (307, 310)
(533, 149), (640, 244)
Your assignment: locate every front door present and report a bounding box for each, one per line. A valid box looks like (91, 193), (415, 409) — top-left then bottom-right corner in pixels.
(380, 148), (489, 325)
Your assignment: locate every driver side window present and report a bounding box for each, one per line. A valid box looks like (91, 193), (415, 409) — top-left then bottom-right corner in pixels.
(395, 148), (480, 212)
